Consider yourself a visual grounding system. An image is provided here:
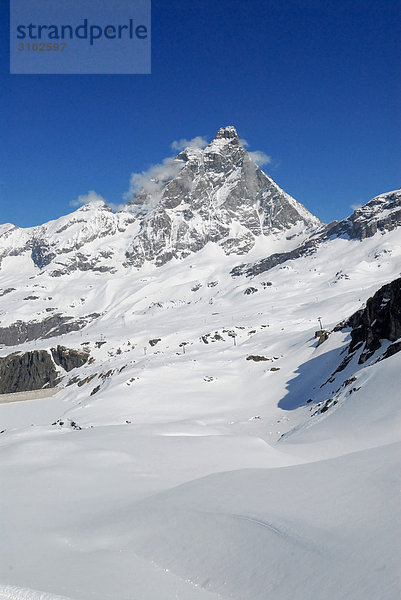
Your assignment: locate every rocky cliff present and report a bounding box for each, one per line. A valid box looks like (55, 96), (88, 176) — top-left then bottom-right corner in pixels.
(0, 346), (89, 394)
(345, 277), (401, 363)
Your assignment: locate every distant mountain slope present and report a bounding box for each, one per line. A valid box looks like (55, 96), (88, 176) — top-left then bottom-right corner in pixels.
(0, 201), (139, 276)
(232, 188), (401, 277)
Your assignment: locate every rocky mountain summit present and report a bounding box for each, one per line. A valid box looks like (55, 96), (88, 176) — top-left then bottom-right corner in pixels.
(328, 189), (401, 240)
(125, 126), (321, 266)
(0, 127), (321, 276)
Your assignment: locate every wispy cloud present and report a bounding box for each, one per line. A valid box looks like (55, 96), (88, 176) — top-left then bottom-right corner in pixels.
(239, 138), (271, 166)
(350, 203), (362, 211)
(123, 136), (207, 214)
(171, 136), (208, 152)
(70, 190), (105, 208)
(248, 150), (271, 166)
(123, 157), (186, 214)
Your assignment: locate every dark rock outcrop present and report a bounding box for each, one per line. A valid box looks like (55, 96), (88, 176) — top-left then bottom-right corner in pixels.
(0, 313), (100, 346)
(0, 350), (58, 394)
(31, 239), (56, 269)
(298, 277), (401, 417)
(344, 277), (401, 363)
(0, 345), (90, 394)
(244, 287), (258, 295)
(315, 330), (330, 347)
(231, 237), (320, 277)
(0, 288), (15, 297)
(50, 345), (89, 371)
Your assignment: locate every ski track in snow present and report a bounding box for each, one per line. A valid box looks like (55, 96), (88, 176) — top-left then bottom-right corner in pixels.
(228, 514), (325, 555)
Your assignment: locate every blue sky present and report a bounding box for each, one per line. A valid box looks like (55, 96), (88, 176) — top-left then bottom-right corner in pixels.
(1, 0), (400, 227)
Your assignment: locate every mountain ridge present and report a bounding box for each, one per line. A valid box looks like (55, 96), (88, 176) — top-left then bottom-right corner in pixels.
(231, 187), (401, 277)
(0, 127), (321, 274)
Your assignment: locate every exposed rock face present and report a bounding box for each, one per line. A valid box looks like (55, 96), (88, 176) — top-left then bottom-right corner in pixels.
(327, 189), (401, 240)
(0, 350), (58, 394)
(345, 277), (401, 363)
(31, 239), (56, 269)
(231, 237), (320, 277)
(0, 313), (100, 346)
(0, 346), (89, 394)
(50, 345), (89, 371)
(124, 126), (320, 267)
(231, 189), (401, 277)
(0, 288), (15, 297)
(301, 277), (401, 416)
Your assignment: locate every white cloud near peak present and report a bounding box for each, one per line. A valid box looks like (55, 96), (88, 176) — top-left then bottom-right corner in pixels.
(248, 150), (272, 166)
(123, 157), (186, 215)
(171, 136), (208, 152)
(70, 190), (105, 208)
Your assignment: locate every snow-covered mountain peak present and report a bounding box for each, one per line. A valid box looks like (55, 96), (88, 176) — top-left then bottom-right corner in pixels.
(0, 200), (139, 276)
(176, 125), (243, 169)
(0, 128), (322, 275)
(204, 125), (242, 154)
(124, 127), (321, 267)
(215, 125), (240, 141)
(76, 199), (112, 213)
